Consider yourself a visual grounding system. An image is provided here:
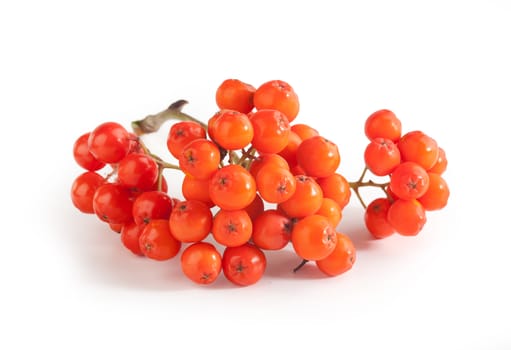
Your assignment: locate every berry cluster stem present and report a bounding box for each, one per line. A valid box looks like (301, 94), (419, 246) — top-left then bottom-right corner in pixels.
(349, 167), (390, 209)
(137, 138), (180, 170)
(237, 146), (256, 169)
(131, 100), (207, 136)
(293, 259), (309, 273)
(136, 137), (180, 191)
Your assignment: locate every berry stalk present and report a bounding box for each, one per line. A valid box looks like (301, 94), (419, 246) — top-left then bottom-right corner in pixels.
(131, 100), (207, 136)
(349, 167), (390, 209)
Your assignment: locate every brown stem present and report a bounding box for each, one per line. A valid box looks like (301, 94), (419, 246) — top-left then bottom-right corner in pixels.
(349, 167), (390, 209)
(105, 165), (118, 182)
(358, 166), (368, 182)
(137, 138), (180, 170)
(352, 187), (368, 209)
(237, 146), (256, 169)
(131, 100), (207, 136)
(350, 179), (389, 191)
(293, 259), (309, 273)
(156, 165), (164, 192)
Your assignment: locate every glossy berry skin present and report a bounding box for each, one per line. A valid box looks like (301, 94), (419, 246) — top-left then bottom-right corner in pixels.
(365, 109), (402, 142)
(250, 109), (290, 154)
(243, 194), (265, 222)
(117, 153), (159, 191)
(108, 222), (123, 234)
(297, 136), (340, 178)
(209, 165), (257, 211)
(316, 233), (356, 277)
(364, 137), (401, 176)
(166, 121), (206, 159)
(210, 110), (253, 150)
(181, 175), (214, 207)
(168, 200), (212, 243)
(291, 214), (337, 261)
(73, 133), (105, 171)
(222, 244), (267, 286)
(252, 209), (292, 250)
(398, 130), (439, 170)
(139, 219), (181, 261)
(364, 198), (395, 239)
(390, 162), (430, 200)
(207, 111), (222, 141)
(181, 242), (222, 285)
(316, 173), (351, 210)
(212, 209), (252, 247)
(429, 147), (448, 174)
(279, 175), (323, 218)
(249, 154), (289, 179)
(418, 173), (450, 211)
(387, 199), (426, 236)
(254, 80), (300, 122)
(71, 172), (105, 213)
(315, 198), (342, 229)
(120, 221), (144, 256)
(215, 79), (256, 114)
(255, 165), (296, 204)
(291, 123), (319, 140)
(132, 191), (174, 227)
(92, 183), (133, 224)
(179, 139), (220, 180)
(277, 130), (301, 169)
(88, 122), (131, 164)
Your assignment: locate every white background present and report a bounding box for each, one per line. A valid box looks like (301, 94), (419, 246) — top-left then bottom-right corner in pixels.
(1, 1), (510, 349)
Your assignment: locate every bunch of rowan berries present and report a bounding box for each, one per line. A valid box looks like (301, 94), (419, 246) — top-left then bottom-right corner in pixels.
(71, 78), (448, 286)
(361, 110), (449, 238)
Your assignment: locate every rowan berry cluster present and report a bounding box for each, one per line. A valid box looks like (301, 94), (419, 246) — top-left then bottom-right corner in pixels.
(71, 78), (448, 287)
(351, 110), (450, 238)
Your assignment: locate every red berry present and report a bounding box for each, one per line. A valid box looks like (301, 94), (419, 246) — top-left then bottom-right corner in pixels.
(364, 198), (395, 239)
(120, 221), (144, 256)
(88, 122), (131, 164)
(132, 191), (174, 227)
(215, 79), (256, 114)
(71, 172), (105, 214)
(389, 162), (430, 200)
(365, 109), (401, 142)
(181, 242), (222, 285)
(387, 199), (427, 236)
(297, 136), (340, 178)
(118, 153), (159, 191)
(222, 244), (267, 286)
(166, 121), (206, 159)
(398, 131), (439, 170)
(364, 138), (401, 176)
(254, 80), (300, 122)
(73, 133), (105, 171)
(93, 183), (134, 224)
(139, 220), (181, 261)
